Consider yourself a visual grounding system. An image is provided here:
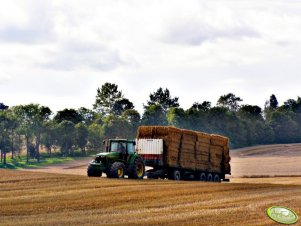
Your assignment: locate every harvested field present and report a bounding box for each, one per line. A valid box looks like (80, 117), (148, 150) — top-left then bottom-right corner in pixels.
(0, 169), (300, 226)
(231, 143), (301, 177)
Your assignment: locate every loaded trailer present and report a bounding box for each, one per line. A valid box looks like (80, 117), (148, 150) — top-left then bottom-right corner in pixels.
(136, 126), (231, 182)
(87, 126), (231, 182)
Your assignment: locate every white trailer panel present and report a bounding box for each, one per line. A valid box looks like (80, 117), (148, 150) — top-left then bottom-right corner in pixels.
(136, 139), (163, 155)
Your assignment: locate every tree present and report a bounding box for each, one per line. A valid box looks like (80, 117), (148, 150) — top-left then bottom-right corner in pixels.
(0, 111), (12, 165)
(93, 82), (123, 115)
(56, 120), (76, 156)
(122, 109), (141, 138)
(75, 123), (88, 156)
(13, 104), (51, 163)
(77, 107), (97, 125)
(269, 94), (278, 109)
(238, 105), (263, 120)
(41, 121), (57, 157)
(190, 101), (211, 112)
(54, 109), (83, 124)
(112, 98), (134, 116)
(167, 107), (187, 128)
(0, 103), (9, 110)
(217, 93), (243, 112)
(146, 87), (179, 113)
(142, 105), (167, 126)
(87, 123), (104, 151)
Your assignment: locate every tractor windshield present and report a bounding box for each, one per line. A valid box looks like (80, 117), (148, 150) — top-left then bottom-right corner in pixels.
(110, 141), (126, 153)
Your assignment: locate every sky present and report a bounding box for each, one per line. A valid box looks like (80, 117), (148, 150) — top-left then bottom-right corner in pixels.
(1, 0), (301, 114)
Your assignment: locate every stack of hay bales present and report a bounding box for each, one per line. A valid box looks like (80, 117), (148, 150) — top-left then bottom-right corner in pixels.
(137, 126), (231, 174)
(179, 129), (197, 170)
(164, 127), (182, 167)
(136, 126), (181, 167)
(195, 132), (211, 170)
(210, 134), (230, 173)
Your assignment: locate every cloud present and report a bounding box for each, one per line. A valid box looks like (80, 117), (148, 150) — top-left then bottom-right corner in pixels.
(0, 73), (11, 84)
(0, 1), (56, 44)
(0, 26), (55, 44)
(162, 19), (259, 46)
(40, 41), (125, 71)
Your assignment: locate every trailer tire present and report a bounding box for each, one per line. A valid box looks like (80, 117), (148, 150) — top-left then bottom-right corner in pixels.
(110, 162), (126, 178)
(199, 172), (207, 181)
(207, 173), (213, 182)
(169, 169), (181, 181)
(213, 174), (221, 183)
(129, 157), (145, 179)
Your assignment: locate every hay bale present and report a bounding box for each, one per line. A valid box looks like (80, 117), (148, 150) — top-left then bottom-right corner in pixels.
(223, 146), (230, 155)
(196, 142), (210, 149)
(153, 126), (169, 138)
(180, 160), (195, 170)
(181, 139), (196, 146)
(211, 134), (229, 147)
(196, 132), (211, 144)
(182, 129), (197, 142)
(181, 143), (195, 152)
(196, 154), (209, 161)
(137, 126), (154, 138)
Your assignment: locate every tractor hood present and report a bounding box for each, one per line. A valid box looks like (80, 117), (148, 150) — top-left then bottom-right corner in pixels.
(96, 152), (119, 158)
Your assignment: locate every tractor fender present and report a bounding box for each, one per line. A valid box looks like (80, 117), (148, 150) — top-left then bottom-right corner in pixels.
(128, 153), (143, 165)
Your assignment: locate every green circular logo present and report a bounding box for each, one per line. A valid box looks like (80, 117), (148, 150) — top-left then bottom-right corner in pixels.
(267, 206), (299, 225)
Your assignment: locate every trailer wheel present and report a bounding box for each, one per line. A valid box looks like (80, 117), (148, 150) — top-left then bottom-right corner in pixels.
(169, 169), (181, 181)
(213, 174), (221, 183)
(199, 172), (206, 181)
(110, 162), (126, 178)
(207, 173), (213, 182)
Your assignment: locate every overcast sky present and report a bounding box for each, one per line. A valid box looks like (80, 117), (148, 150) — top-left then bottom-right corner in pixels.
(1, 0), (301, 113)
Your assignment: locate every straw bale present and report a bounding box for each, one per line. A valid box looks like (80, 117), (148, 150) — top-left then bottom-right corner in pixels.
(196, 142), (210, 149)
(196, 132), (211, 144)
(181, 139), (196, 146)
(182, 129), (197, 142)
(196, 154), (209, 161)
(223, 146), (230, 155)
(181, 143), (195, 152)
(154, 126), (169, 136)
(211, 134), (229, 147)
(137, 126), (154, 138)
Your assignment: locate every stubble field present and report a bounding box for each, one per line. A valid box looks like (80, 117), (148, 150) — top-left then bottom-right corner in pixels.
(1, 143), (301, 225)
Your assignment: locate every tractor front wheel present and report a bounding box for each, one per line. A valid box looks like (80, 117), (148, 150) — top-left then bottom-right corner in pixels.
(87, 167), (102, 177)
(110, 162), (126, 178)
(129, 157), (145, 179)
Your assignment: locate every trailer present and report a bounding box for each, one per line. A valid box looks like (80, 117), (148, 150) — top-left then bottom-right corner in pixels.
(136, 126), (231, 182)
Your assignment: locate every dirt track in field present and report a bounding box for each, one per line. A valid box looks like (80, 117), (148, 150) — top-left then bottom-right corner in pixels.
(21, 143), (301, 178)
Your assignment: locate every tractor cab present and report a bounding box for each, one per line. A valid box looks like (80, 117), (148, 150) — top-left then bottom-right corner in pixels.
(104, 139), (135, 154)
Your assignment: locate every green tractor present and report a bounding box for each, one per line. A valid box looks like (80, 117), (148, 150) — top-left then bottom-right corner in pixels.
(87, 139), (145, 179)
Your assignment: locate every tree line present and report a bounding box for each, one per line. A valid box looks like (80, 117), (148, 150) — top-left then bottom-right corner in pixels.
(1, 82), (301, 164)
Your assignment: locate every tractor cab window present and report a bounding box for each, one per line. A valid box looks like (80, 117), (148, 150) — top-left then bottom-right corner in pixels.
(127, 142), (135, 154)
(110, 141), (126, 153)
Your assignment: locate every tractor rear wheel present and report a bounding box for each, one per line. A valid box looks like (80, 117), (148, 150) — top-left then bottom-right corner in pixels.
(110, 162), (126, 178)
(129, 157), (145, 179)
